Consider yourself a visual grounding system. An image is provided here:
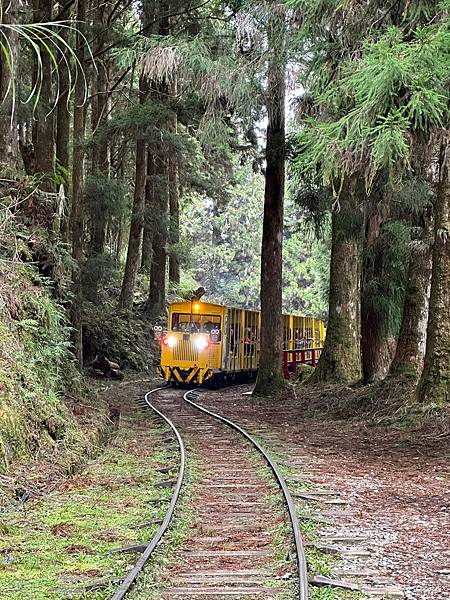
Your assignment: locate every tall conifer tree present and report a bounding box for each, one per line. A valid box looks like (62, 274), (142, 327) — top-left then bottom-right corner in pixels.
(254, 3), (286, 395)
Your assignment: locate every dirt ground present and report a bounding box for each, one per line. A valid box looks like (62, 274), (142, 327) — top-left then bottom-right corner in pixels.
(199, 386), (450, 600)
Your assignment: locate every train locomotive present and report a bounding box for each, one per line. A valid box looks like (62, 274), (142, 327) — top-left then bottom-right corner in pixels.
(154, 300), (326, 386)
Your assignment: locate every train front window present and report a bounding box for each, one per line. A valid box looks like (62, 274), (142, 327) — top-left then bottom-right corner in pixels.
(171, 313), (221, 335)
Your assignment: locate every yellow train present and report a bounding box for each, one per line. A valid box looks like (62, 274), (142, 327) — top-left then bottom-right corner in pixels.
(155, 300), (326, 385)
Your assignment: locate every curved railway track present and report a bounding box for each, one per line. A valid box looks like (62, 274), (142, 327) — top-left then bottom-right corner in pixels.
(111, 386), (308, 600)
(111, 386), (185, 600)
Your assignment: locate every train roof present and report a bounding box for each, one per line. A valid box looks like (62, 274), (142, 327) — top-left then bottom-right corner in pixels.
(169, 299), (229, 310)
(168, 300), (324, 322)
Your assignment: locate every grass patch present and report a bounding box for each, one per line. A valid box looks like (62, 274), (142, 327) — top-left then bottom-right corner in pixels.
(310, 588), (361, 600)
(125, 454), (197, 599)
(0, 403), (179, 599)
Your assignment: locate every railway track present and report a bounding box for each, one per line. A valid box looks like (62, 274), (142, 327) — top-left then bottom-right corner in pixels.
(111, 386), (308, 600)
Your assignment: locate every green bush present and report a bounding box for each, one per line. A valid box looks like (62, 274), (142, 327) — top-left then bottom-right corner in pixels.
(82, 305), (156, 371)
(291, 363), (315, 383)
(0, 266), (82, 472)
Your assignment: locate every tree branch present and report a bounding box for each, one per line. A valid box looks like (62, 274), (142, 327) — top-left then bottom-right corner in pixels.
(92, 0), (212, 59)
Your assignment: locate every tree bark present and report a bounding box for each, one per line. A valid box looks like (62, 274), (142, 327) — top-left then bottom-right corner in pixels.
(309, 181), (363, 384)
(417, 140), (450, 404)
(118, 132), (147, 310)
(85, 0), (111, 304)
(141, 151), (155, 272)
(32, 0), (54, 190)
(168, 75), (180, 285)
(115, 217), (123, 265)
(361, 182), (389, 382)
(389, 221), (432, 379)
(71, 0), (87, 367)
(168, 151), (180, 285)
(55, 19), (71, 241)
(390, 138), (433, 380)
(55, 4), (71, 183)
(147, 155), (169, 318)
(119, 0), (157, 308)
(253, 6), (286, 396)
(0, 0), (20, 169)
(90, 0), (110, 257)
(146, 0), (171, 316)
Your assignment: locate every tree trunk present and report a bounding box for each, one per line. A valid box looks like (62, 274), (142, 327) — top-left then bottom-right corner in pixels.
(168, 152), (180, 285)
(361, 182), (389, 382)
(115, 217), (123, 264)
(253, 7), (286, 396)
(0, 0), (20, 169)
(147, 155), (168, 318)
(32, 0), (54, 190)
(119, 134), (147, 310)
(146, 1), (171, 316)
(390, 138), (433, 380)
(390, 222), (432, 379)
(141, 151), (155, 272)
(55, 5), (70, 183)
(119, 0), (157, 307)
(309, 181), (363, 384)
(85, 0), (111, 304)
(417, 141), (450, 404)
(90, 0), (110, 257)
(55, 19), (71, 241)
(71, 0), (87, 367)
(168, 75), (180, 285)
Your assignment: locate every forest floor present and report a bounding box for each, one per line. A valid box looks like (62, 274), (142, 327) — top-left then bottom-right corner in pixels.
(1, 378), (448, 599)
(0, 379), (183, 600)
(0, 388), (114, 509)
(198, 385), (450, 600)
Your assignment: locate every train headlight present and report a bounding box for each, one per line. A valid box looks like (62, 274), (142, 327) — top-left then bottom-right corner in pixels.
(194, 336), (209, 351)
(167, 335), (177, 348)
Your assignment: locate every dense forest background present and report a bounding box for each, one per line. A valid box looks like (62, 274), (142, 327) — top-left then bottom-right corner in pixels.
(0, 0), (449, 470)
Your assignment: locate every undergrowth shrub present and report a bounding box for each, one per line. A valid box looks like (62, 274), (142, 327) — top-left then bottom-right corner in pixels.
(0, 265), (82, 472)
(82, 304), (155, 370)
(0, 175), (114, 480)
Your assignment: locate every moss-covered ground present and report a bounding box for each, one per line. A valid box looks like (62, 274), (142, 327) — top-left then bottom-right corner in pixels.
(0, 262), (109, 479)
(125, 454), (196, 600)
(0, 397), (181, 599)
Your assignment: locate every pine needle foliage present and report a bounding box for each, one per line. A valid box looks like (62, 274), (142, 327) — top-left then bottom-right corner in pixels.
(292, 16), (450, 187)
(84, 173), (130, 222)
(113, 16), (264, 148)
(288, 171), (331, 240)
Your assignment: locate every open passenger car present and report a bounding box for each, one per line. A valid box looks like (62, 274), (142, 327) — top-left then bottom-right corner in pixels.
(156, 300), (326, 385)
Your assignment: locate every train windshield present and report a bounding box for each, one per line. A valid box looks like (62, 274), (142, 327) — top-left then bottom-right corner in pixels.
(171, 313), (221, 334)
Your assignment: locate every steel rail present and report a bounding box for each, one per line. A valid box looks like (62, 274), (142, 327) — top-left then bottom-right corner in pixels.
(183, 388), (309, 600)
(110, 386), (186, 600)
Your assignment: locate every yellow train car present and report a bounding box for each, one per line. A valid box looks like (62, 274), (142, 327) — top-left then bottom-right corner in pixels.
(156, 300), (325, 385)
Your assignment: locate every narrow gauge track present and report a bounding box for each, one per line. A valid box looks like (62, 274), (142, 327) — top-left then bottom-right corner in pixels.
(111, 386), (308, 600)
(111, 386), (184, 600)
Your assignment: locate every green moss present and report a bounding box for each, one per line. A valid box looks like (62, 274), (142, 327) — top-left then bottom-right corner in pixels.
(0, 408), (175, 599)
(126, 455), (197, 599)
(310, 589), (361, 600)
(292, 363), (315, 383)
(82, 304), (155, 370)
(0, 266), (91, 473)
